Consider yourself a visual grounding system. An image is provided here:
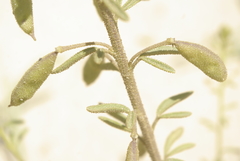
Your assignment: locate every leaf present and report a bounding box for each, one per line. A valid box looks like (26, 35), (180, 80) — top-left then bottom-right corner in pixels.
(9, 52), (58, 107)
(224, 146), (240, 155)
(17, 128), (28, 143)
(122, 0), (141, 11)
(166, 158), (184, 161)
(125, 111), (137, 130)
(52, 47), (96, 74)
(200, 118), (216, 132)
(125, 139), (139, 161)
(102, 0), (129, 21)
(142, 46), (179, 57)
(226, 102), (238, 111)
(98, 116), (129, 132)
(160, 112), (191, 119)
(166, 143), (195, 158)
(107, 112), (127, 123)
(164, 127), (183, 156)
(4, 119), (24, 127)
(167, 38), (227, 82)
(138, 139), (147, 157)
(157, 91), (193, 118)
(140, 56), (175, 73)
(87, 103), (130, 113)
(11, 0), (35, 40)
(83, 52), (102, 85)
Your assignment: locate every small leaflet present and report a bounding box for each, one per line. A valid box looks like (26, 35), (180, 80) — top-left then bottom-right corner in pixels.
(86, 103), (130, 113)
(140, 56), (175, 73)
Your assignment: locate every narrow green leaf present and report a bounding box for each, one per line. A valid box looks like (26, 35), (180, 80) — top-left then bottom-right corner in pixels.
(157, 91), (193, 118)
(11, 0), (35, 40)
(166, 158), (184, 161)
(98, 116), (129, 132)
(87, 103), (130, 113)
(122, 0), (141, 11)
(125, 111), (137, 130)
(125, 139), (139, 161)
(167, 143), (195, 158)
(160, 112), (192, 119)
(140, 56), (175, 73)
(107, 112), (127, 123)
(17, 128), (28, 143)
(102, 0), (129, 21)
(200, 118), (216, 132)
(164, 127), (184, 156)
(52, 47), (96, 74)
(142, 46), (179, 57)
(4, 119), (24, 126)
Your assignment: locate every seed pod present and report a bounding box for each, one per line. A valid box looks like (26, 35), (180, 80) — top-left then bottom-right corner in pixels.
(173, 40), (227, 82)
(9, 52), (58, 107)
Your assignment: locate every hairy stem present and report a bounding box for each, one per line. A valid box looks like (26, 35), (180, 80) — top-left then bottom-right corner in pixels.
(95, 1), (161, 160)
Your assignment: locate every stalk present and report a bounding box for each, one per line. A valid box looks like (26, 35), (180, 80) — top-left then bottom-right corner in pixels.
(95, 1), (161, 161)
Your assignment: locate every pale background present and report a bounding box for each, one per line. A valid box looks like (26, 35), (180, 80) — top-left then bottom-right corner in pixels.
(0, 0), (240, 161)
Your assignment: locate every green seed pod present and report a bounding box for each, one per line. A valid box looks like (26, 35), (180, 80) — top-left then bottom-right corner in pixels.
(9, 52), (58, 107)
(173, 40), (227, 82)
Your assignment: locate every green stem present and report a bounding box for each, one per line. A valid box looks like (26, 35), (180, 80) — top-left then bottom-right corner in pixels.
(55, 41), (113, 53)
(0, 129), (24, 161)
(96, 1), (161, 161)
(215, 82), (225, 161)
(152, 118), (160, 131)
(215, 50), (227, 161)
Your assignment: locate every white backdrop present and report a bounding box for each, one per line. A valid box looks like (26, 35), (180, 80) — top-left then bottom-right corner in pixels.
(0, 0), (240, 161)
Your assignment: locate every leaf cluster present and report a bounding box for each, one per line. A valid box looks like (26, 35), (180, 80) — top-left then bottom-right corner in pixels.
(85, 91), (194, 160)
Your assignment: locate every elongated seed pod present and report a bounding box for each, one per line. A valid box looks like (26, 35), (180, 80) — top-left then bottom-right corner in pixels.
(173, 40), (227, 82)
(9, 52), (58, 107)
